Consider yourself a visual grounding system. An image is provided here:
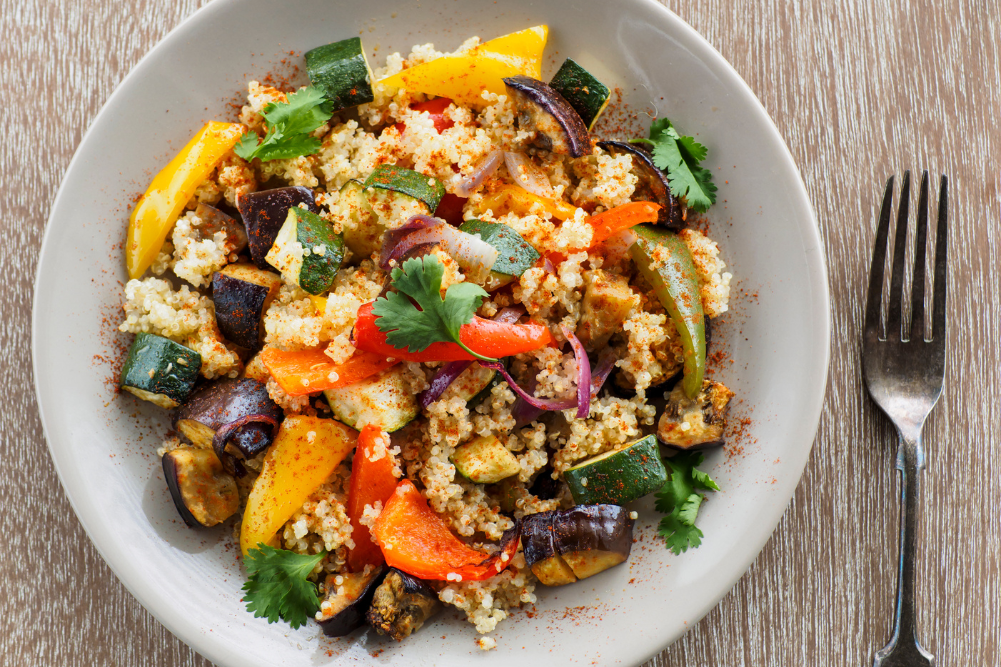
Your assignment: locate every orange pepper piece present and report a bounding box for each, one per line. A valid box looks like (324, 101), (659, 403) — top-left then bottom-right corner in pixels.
(479, 184), (578, 221)
(588, 201), (663, 246)
(260, 347), (398, 396)
(345, 426), (400, 572)
(371, 480), (520, 581)
(352, 302), (553, 362)
(126, 121), (244, 278)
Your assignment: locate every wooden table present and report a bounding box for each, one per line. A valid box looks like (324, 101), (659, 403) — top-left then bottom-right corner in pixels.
(4, 0), (998, 664)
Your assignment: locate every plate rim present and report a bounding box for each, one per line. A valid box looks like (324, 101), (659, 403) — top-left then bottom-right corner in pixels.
(32, 0), (831, 664)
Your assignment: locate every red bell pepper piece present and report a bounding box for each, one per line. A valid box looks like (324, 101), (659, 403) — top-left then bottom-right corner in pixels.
(371, 479), (520, 581)
(352, 302), (553, 362)
(345, 425), (400, 571)
(434, 192), (468, 226)
(394, 97), (456, 135)
(260, 347), (398, 396)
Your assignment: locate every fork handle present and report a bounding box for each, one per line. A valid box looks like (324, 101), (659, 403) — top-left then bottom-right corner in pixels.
(888, 434), (926, 649)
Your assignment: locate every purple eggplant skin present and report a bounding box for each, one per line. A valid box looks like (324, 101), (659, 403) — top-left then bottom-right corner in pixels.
(162, 447), (239, 528)
(596, 141), (684, 230)
(366, 568), (441, 641)
(522, 505), (634, 584)
(317, 566), (387, 637)
(194, 203), (249, 254)
(212, 265), (281, 351)
(172, 379), (283, 461)
(237, 186), (318, 268)
(657, 380), (735, 452)
(503, 76), (591, 158)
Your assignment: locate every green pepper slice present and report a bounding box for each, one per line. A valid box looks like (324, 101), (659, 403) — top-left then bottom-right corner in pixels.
(629, 224), (705, 398)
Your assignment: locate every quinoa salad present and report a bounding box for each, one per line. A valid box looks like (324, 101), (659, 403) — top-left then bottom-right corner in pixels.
(117, 25), (735, 648)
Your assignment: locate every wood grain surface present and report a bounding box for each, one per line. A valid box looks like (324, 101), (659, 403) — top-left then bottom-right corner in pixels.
(3, 0), (999, 665)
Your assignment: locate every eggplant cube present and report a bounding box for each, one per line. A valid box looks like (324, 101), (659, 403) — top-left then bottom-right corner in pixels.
(503, 75), (591, 158)
(212, 263), (281, 350)
(522, 505), (635, 586)
(162, 447), (239, 527)
(194, 203), (249, 254)
(366, 568), (440, 641)
(657, 380), (735, 451)
(237, 186), (318, 268)
(317, 566), (387, 637)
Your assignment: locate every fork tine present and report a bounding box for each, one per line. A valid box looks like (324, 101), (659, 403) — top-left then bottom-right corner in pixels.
(886, 170), (911, 340)
(909, 172), (930, 341)
(865, 176), (895, 337)
(932, 175), (949, 340)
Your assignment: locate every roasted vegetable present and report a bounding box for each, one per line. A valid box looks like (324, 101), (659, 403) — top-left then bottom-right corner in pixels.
(503, 75), (591, 158)
(240, 415), (358, 556)
(522, 505), (634, 586)
(237, 186), (318, 268)
(564, 435), (668, 505)
(324, 363), (419, 432)
(479, 184), (578, 222)
(172, 379), (283, 474)
(458, 219), (540, 289)
(162, 447), (239, 528)
(266, 207), (345, 294)
(120, 333), (201, 408)
(371, 480), (520, 581)
(316, 566), (387, 637)
(363, 164), (445, 215)
(630, 224), (705, 398)
(549, 58), (610, 130)
(366, 568), (440, 641)
(212, 263), (281, 350)
(305, 36), (375, 111)
(378, 26), (548, 108)
(575, 269), (640, 351)
(597, 140), (683, 230)
(346, 426), (400, 571)
(261, 347), (398, 397)
(338, 180), (383, 258)
(126, 121), (244, 279)
(452, 434), (520, 484)
(192, 203), (249, 253)
(657, 380), (735, 450)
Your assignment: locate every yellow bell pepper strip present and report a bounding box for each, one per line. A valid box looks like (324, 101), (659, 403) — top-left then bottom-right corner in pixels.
(371, 479), (521, 581)
(260, 346), (399, 396)
(378, 26), (548, 108)
(479, 184), (578, 221)
(240, 415), (358, 557)
(126, 121), (244, 279)
(629, 224), (705, 398)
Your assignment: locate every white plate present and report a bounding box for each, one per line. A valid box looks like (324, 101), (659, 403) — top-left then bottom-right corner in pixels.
(32, 0), (830, 665)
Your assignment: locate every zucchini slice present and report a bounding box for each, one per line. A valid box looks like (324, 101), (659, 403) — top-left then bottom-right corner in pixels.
(458, 219), (540, 289)
(339, 179), (383, 258)
(564, 435), (668, 505)
(452, 434), (520, 484)
(549, 58), (611, 130)
(266, 207), (345, 295)
(305, 37), (375, 111)
(324, 364), (418, 432)
(121, 333), (201, 409)
(363, 164), (445, 214)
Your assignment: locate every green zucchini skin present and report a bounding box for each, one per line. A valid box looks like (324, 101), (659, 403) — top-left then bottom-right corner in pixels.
(363, 164), (445, 212)
(549, 58), (611, 130)
(121, 333), (201, 408)
(293, 208), (346, 294)
(305, 37), (375, 111)
(564, 434), (668, 505)
(459, 219), (540, 276)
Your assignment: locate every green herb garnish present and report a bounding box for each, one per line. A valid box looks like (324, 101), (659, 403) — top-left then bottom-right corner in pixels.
(242, 543), (325, 629)
(372, 254), (494, 362)
(631, 118), (717, 213)
(655, 452), (720, 554)
(234, 86), (333, 162)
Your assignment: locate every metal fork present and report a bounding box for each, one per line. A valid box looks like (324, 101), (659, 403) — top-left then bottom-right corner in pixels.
(862, 170), (948, 667)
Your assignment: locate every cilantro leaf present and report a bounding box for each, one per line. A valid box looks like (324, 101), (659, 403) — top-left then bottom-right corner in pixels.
(631, 117), (717, 213)
(372, 254), (494, 362)
(654, 452), (720, 554)
(234, 86), (333, 162)
(242, 543), (325, 629)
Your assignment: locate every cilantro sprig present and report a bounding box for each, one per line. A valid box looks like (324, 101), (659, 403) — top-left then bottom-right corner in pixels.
(373, 254), (495, 362)
(631, 118), (717, 213)
(234, 86), (333, 162)
(655, 452), (720, 554)
(242, 543), (325, 629)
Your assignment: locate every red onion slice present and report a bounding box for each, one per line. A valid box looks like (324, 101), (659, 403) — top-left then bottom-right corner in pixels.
(418, 308), (524, 408)
(511, 344), (617, 427)
(560, 324), (592, 419)
(455, 150), (504, 198)
(383, 217), (499, 283)
(504, 151), (555, 198)
(379, 215), (443, 270)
